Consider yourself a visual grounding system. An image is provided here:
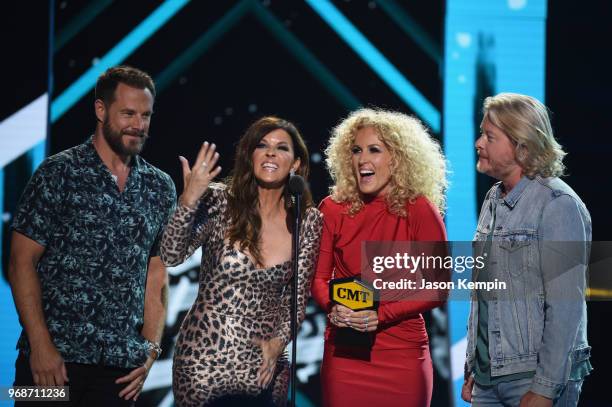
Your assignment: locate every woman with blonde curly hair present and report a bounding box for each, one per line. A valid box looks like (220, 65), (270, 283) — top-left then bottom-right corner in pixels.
(312, 108), (448, 407)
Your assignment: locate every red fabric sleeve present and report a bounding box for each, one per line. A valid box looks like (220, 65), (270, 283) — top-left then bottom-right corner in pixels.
(311, 198), (336, 312)
(377, 197), (448, 325)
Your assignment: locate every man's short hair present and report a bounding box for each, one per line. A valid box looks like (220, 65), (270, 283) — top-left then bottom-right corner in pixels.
(95, 65), (156, 106)
(482, 93), (566, 178)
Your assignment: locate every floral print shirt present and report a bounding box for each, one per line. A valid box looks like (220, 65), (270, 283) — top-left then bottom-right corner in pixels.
(11, 136), (176, 368)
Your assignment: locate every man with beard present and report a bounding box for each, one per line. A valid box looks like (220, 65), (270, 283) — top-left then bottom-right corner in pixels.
(461, 93), (591, 407)
(7, 66), (176, 406)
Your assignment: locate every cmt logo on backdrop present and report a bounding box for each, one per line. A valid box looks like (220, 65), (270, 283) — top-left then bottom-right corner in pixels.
(330, 278), (376, 311)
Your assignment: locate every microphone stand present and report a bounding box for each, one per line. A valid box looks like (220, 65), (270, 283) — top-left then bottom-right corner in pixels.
(290, 189), (302, 407)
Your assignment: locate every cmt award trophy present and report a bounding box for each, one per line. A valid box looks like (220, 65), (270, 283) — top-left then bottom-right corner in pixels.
(329, 277), (378, 347)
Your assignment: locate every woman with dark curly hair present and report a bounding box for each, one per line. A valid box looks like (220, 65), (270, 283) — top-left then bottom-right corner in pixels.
(312, 108), (448, 407)
(161, 117), (322, 406)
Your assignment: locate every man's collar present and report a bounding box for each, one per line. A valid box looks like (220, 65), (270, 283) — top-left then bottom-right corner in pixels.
(494, 176), (532, 208)
(84, 135), (142, 171)
(82, 135), (100, 164)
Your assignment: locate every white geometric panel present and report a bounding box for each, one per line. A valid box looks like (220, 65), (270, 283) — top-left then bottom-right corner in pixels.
(451, 336), (468, 381)
(0, 93), (48, 168)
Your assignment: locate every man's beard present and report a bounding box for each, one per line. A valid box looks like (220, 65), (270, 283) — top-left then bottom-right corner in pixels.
(102, 119), (148, 157)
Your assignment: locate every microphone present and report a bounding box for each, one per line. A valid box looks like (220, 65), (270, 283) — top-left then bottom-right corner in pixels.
(288, 174), (305, 196)
(287, 173), (305, 407)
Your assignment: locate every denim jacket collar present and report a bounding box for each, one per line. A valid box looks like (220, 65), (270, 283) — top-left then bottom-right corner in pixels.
(493, 175), (532, 209)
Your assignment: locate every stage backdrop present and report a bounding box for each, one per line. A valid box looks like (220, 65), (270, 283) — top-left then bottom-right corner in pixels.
(0, 2), (52, 402)
(0, 1), (567, 406)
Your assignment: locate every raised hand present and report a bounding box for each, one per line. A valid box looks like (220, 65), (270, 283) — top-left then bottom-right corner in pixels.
(179, 142), (222, 208)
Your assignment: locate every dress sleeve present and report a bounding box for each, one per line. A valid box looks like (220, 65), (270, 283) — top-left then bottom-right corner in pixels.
(311, 198), (335, 312)
(160, 183), (225, 267)
(273, 207), (323, 345)
(377, 197), (448, 325)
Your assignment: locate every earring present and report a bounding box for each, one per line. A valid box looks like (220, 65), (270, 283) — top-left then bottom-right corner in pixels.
(290, 168), (296, 177)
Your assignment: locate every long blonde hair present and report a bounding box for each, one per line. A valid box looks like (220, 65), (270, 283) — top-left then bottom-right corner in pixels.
(325, 108), (447, 216)
(483, 93), (566, 178)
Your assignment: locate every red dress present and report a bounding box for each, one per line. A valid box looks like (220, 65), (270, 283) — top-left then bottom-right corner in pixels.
(312, 195), (447, 407)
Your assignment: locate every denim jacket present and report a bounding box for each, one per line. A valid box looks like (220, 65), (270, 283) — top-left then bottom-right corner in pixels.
(467, 175), (592, 399)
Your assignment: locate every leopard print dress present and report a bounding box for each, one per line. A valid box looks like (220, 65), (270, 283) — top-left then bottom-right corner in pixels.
(160, 183), (322, 407)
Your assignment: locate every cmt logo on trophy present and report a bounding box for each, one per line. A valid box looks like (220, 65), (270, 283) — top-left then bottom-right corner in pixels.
(329, 277), (378, 347)
(332, 280), (375, 310)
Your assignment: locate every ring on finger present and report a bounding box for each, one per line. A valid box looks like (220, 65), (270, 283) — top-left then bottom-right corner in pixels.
(202, 162), (208, 167)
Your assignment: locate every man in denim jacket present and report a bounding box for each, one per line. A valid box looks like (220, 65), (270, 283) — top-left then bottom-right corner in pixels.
(461, 93), (592, 406)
